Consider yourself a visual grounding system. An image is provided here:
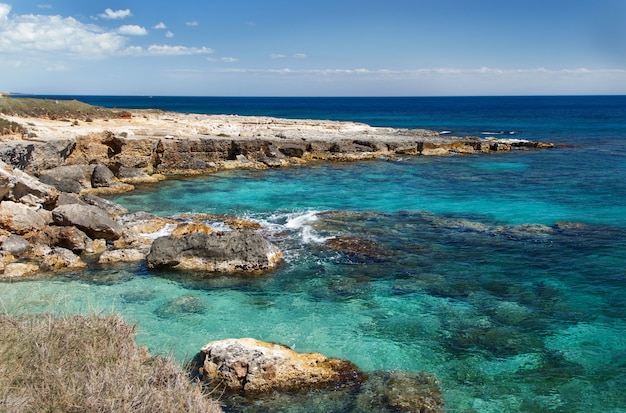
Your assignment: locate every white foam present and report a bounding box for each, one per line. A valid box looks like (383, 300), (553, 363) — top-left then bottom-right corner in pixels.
(285, 210), (320, 229)
(139, 223), (176, 240)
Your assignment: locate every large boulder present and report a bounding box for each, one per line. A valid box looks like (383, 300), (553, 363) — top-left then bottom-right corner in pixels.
(146, 230), (282, 273)
(91, 162), (116, 188)
(52, 204), (122, 240)
(198, 338), (366, 393)
(0, 201), (46, 234)
(0, 162), (58, 207)
(38, 164), (94, 193)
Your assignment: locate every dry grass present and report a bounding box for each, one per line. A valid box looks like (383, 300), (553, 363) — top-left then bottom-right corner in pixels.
(0, 97), (131, 120)
(0, 313), (222, 413)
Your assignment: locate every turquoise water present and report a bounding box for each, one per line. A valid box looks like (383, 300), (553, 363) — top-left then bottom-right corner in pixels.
(2, 96), (626, 412)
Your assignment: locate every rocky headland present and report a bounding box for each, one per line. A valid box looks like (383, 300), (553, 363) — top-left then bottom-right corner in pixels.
(0, 98), (555, 411)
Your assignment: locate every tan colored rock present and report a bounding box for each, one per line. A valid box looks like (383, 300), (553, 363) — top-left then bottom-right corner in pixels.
(224, 218), (262, 230)
(0, 251), (15, 271)
(98, 248), (145, 264)
(85, 238), (107, 254)
(3, 262), (39, 278)
(171, 223), (214, 238)
(35, 246), (87, 271)
(199, 338), (366, 393)
(0, 201), (46, 234)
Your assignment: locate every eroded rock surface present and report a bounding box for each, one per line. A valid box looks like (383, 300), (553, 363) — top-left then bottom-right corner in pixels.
(198, 338), (366, 393)
(146, 230), (282, 273)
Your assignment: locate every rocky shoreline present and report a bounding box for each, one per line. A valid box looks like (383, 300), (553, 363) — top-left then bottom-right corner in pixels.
(0, 105), (554, 411)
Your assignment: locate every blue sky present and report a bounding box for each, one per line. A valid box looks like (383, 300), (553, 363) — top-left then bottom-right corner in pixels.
(1, 0), (625, 96)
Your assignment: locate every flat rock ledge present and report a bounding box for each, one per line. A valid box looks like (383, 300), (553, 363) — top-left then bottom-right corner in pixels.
(0, 111), (554, 189)
(196, 338), (445, 413)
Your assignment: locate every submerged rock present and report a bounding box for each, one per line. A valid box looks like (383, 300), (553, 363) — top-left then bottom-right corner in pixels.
(356, 370), (445, 413)
(146, 230), (282, 273)
(154, 295), (208, 318)
(198, 338), (366, 393)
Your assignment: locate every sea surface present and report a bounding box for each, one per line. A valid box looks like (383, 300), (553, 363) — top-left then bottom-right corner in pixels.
(2, 96), (626, 412)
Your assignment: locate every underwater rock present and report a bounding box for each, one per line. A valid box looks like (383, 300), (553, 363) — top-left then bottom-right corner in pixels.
(121, 289), (157, 303)
(355, 370), (444, 413)
(154, 295), (207, 318)
(146, 230), (282, 273)
(198, 338), (366, 393)
(325, 236), (390, 259)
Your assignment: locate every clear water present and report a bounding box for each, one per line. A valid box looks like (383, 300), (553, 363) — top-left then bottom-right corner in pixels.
(3, 96), (626, 412)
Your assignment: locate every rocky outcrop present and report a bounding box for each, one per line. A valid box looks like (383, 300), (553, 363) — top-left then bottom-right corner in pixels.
(198, 338), (366, 393)
(0, 110), (554, 182)
(196, 338), (445, 413)
(146, 230), (282, 273)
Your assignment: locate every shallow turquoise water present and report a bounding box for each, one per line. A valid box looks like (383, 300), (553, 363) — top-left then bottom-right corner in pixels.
(2, 96), (626, 412)
(2, 152), (625, 412)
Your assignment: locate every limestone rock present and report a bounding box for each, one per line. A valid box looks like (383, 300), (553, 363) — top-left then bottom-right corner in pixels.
(199, 338), (366, 393)
(0, 201), (46, 234)
(3, 167), (58, 208)
(37, 246), (87, 271)
(170, 223), (213, 238)
(98, 248), (146, 264)
(81, 194), (128, 217)
(91, 162), (116, 188)
(52, 204), (123, 240)
(3, 262), (39, 278)
(1, 234), (31, 256)
(34, 226), (92, 253)
(146, 230), (282, 273)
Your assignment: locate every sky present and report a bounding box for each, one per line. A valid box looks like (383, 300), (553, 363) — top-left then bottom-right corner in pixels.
(1, 0), (625, 96)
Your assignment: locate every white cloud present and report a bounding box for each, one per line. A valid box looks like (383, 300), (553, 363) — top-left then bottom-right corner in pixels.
(99, 8), (132, 20)
(117, 25), (148, 36)
(186, 21), (199, 27)
(37, 4), (52, 9)
(165, 31), (174, 38)
(0, 8), (127, 58)
(208, 56), (238, 62)
(293, 53), (307, 59)
(271, 54), (287, 59)
(0, 3), (10, 23)
(153, 22), (167, 29)
(126, 44), (214, 56)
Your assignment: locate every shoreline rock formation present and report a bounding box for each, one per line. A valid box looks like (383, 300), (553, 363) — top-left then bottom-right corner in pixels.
(0, 106), (554, 277)
(0, 110), (553, 185)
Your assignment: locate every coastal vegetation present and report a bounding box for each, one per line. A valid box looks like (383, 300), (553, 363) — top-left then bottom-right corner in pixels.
(0, 96), (131, 120)
(0, 313), (222, 412)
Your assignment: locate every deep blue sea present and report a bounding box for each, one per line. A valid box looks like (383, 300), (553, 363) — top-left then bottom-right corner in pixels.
(2, 96), (626, 412)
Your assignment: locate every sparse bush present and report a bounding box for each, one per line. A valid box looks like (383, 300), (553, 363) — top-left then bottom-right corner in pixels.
(0, 313), (222, 413)
(0, 118), (25, 135)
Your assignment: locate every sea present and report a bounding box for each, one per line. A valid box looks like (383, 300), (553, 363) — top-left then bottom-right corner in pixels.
(2, 95), (626, 412)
